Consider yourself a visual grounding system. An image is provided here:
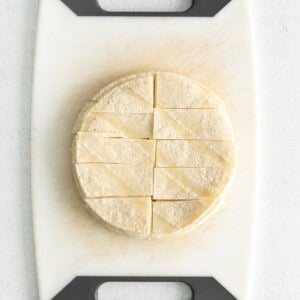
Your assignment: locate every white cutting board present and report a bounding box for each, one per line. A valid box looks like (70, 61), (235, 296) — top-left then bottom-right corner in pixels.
(32, 0), (256, 299)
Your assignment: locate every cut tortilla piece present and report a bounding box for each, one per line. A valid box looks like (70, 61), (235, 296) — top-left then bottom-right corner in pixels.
(152, 199), (214, 238)
(74, 164), (153, 198)
(73, 71), (152, 129)
(92, 74), (154, 113)
(73, 134), (156, 164)
(156, 72), (222, 108)
(92, 73), (149, 102)
(156, 140), (235, 168)
(153, 108), (233, 140)
(74, 106), (153, 138)
(153, 167), (231, 200)
(85, 197), (152, 238)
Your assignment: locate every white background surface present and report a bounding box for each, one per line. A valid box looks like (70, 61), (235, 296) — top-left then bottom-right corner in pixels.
(0, 0), (299, 299)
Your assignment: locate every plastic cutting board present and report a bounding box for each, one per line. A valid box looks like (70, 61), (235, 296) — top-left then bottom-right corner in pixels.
(32, 0), (257, 299)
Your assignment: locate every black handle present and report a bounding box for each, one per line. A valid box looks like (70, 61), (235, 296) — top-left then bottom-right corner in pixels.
(52, 276), (237, 300)
(60, 0), (232, 17)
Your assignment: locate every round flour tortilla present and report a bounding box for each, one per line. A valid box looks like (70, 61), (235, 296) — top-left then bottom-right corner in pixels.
(72, 71), (235, 238)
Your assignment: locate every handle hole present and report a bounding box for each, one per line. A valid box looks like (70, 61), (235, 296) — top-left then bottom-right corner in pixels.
(96, 281), (193, 300)
(97, 0), (193, 12)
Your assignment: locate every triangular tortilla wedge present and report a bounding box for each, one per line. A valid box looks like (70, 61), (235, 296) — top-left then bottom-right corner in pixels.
(85, 197), (152, 238)
(153, 108), (234, 140)
(74, 163), (153, 198)
(73, 134), (155, 165)
(156, 140), (235, 168)
(73, 104), (153, 138)
(92, 73), (150, 101)
(156, 72), (222, 109)
(93, 73), (154, 113)
(152, 199), (214, 238)
(153, 167), (232, 200)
